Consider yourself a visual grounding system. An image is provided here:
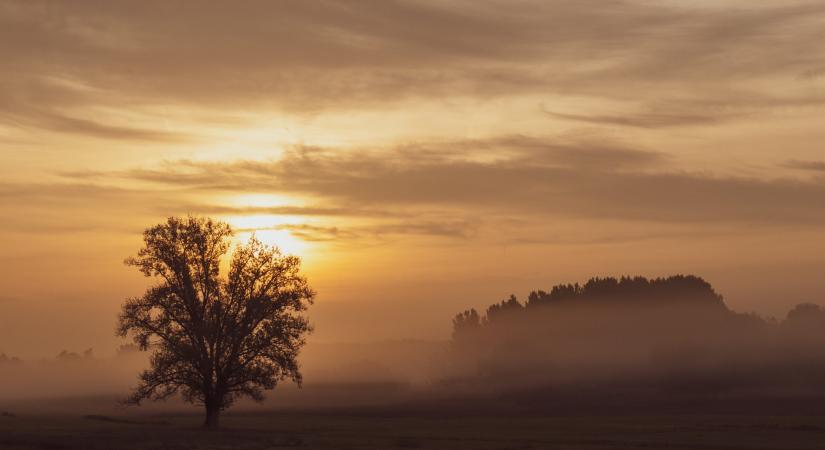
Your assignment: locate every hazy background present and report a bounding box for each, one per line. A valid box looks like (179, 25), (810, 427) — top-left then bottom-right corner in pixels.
(2, 0), (825, 364)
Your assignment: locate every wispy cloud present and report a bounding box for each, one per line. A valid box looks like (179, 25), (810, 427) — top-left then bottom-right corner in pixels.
(243, 220), (476, 242)
(6, 110), (185, 141)
(544, 110), (728, 129)
(785, 160), (825, 172)
(2, 0), (825, 138)
(43, 136), (825, 226)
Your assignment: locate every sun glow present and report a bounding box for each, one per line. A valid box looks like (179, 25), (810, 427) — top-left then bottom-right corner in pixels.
(225, 213), (310, 259)
(217, 192), (314, 257)
(239, 228), (308, 257)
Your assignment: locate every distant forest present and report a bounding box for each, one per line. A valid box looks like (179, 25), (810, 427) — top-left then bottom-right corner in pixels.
(450, 275), (825, 390)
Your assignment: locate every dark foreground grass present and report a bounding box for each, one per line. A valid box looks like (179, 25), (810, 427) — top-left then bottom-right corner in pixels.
(3, 411), (825, 450)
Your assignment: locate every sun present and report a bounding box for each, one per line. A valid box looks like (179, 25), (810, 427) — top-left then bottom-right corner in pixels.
(219, 193), (312, 258)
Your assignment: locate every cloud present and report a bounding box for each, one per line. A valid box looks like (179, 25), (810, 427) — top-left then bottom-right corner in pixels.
(3, 146), (825, 260)
(544, 110), (727, 129)
(8, 109), (184, 141)
(0, 175), (479, 240)
(500, 228), (737, 247)
(0, 76), (187, 141)
(785, 160), (825, 172)
(72, 136), (825, 226)
(261, 224), (360, 242)
(2, 0), (825, 138)
(247, 220), (476, 242)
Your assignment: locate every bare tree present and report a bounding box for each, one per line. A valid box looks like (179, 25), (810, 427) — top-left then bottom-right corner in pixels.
(117, 216), (314, 428)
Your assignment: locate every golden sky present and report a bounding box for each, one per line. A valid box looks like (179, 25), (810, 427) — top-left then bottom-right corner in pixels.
(2, 0), (825, 357)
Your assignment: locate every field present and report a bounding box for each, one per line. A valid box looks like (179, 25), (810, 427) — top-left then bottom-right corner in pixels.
(4, 409), (825, 449)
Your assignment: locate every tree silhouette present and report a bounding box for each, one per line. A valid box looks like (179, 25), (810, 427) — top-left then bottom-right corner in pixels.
(483, 294), (523, 325)
(117, 216), (314, 429)
(452, 309), (481, 341)
(451, 275), (730, 353)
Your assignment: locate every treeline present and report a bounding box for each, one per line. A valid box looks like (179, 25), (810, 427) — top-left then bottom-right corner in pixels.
(0, 353), (22, 364)
(0, 346), (140, 366)
(449, 275), (825, 390)
(453, 275), (729, 337)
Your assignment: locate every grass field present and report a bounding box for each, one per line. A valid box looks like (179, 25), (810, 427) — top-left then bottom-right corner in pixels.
(5, 387), (825, 449)
(3, 411), (825, 449)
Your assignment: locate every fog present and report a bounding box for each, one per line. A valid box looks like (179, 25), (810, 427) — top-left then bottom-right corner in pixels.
(0, 340), (448, 413)
(3, 275), (825, 417)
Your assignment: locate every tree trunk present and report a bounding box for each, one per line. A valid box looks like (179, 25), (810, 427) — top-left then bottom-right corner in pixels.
(204, 402), (220, 429)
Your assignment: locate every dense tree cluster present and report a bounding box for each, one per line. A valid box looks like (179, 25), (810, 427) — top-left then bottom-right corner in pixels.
(450, 275), (825, 389)
(453, 275), (727, 338)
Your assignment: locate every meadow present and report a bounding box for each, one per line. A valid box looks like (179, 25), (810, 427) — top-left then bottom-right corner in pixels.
(4, 391), (825, 450)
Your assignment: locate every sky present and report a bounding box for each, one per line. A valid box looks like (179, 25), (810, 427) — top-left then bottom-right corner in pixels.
(2, 0), (825, 358)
